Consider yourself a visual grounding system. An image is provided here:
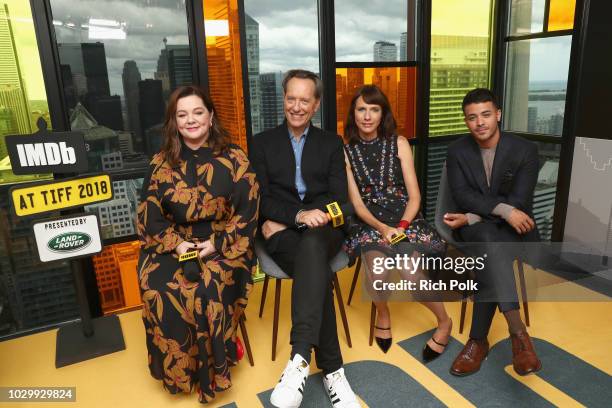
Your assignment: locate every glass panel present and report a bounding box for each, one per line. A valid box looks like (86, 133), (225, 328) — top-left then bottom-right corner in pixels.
(335, 67), (416, 140)
(85, 178), (143, 240)
(203, 0), (247, 150)
(533, 142), (560, 241)
(244, 1), (320, 133)
(0, 186), (79, 337)
(503, 36), (571, 136)
(335, 0), (415, 62)
(429, 0), (493, 137)
(0, 1), (52, 185)
(509, 0), (545, 35)
(548, 0), (576, 31)
(50, 0), (194, 169)
(92, 240), (141, 314)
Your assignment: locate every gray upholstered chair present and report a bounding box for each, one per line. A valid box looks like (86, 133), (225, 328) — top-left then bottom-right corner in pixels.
(255, 238), (352, 361)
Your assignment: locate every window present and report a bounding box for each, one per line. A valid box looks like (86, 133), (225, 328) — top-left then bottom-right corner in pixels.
(0, 1), (52, 185)
(49, 0), (194, 168)
(428, 0), (493, 137)
(334, 0), (415, 62)
(335, 67), (416, 139)
(501, 0), (577, 240)
(203, 0), (248, 149)
(243, 0), (321, 134)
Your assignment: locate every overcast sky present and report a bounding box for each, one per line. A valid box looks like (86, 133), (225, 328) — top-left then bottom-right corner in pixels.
(42, 0), (570, 98)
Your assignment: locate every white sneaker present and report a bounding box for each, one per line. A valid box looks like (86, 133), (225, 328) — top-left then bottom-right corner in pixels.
(323, 367), (361, 408)
(270, 354), (310, 408)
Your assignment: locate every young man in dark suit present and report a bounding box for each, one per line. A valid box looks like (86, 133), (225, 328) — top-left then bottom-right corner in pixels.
(250, 70), (360, 408)
(443, 88), (542, 377)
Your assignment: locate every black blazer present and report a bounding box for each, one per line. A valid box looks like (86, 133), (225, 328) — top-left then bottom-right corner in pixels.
(250, 122), (348, 226)
(446, 132), (539, 221)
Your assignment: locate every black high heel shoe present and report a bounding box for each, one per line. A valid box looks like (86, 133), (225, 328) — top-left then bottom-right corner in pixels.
(374, 326), (392, 353)
(422, 319), (452, 363)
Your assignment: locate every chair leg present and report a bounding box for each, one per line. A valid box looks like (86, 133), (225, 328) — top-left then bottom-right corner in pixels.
(259, 274), (270, 318)
(459, 298), (467, 334)
(347, 257), (361, 306)
(239, 314), (254, 366)
(517, 261), (530, 327)
(369, 302), (376, 346)
(333, 274), (352, 348)
(272, 279), (282, 361)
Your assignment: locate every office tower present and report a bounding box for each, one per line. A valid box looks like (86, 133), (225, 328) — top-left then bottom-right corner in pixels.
(155, 39), (192, 97)
(0, 3), (31, 147)
(0, 194), (78, 330)
(373, 67), (398, 118)
(528, 106), (538, 132)
(400, 32), (407, 61)
(429, 35), (489, 136)
(57, 44), (88, 98)
(60, 64), (78, 112)
(167, 46), (192, 90)
(373, 41), (397, 62)
(260, 72), (284, 131)
(245, 14), (262, 135)
(138, 79), (164, 158)
(549, 113), (564, 135)
(122, 60), (142, 148)
(82, 42), (111, 97)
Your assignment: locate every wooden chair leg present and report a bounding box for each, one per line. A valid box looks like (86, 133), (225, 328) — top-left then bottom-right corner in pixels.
(259, 274), (270, 318)
(333, 274), (352, 348)
(272, 279), (282, 361)
(517, 261), (530, 327)
(459, 298), (467, 334)
(239, 315), (254, 366)
(347, 257), (361, 306)
(369, 302), (376, 346)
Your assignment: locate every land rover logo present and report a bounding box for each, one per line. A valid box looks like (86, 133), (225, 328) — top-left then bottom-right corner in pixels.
(47, 232), (91, 252)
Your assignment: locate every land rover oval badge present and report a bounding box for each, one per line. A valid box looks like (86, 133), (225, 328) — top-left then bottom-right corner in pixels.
(47, 232), (91, 252)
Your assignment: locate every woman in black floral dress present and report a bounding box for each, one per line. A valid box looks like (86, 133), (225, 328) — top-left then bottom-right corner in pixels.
(343, 85), (451, 360)
(136, 85), (259, 403)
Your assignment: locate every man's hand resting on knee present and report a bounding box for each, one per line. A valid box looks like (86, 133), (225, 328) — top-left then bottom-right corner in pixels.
(506, 208), (535, 234)
(262, 220), (287, 240)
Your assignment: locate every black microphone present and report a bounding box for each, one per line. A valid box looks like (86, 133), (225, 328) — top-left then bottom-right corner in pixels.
(179, 251), (201, 283)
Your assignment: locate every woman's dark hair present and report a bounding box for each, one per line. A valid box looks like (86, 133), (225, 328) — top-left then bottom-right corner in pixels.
(161, 85), (229, 166)
(345, 85), (397, 145)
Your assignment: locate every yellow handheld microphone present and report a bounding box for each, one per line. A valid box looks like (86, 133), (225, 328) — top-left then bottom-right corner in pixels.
(389, 232), (407, 245)
(326, 202), (344, 228)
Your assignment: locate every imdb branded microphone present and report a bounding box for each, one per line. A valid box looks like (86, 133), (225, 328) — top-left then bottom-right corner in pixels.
(179, 250), (201, 283)
(325, 202), (359, 234)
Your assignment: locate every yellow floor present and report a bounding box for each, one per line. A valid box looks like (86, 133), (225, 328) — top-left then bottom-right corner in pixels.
(0, 265), (611, 408)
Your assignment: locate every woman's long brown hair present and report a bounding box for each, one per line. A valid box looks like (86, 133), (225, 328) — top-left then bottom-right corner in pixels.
(344, 84), (397, 145)
(161, 85), (230, 166)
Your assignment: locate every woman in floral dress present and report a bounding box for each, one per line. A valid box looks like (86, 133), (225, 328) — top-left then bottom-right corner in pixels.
(137, 85), (259, 403)
(343, 85), (451, 361)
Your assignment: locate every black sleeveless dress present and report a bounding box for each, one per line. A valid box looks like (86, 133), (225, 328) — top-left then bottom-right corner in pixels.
(343, 135), (446, 261)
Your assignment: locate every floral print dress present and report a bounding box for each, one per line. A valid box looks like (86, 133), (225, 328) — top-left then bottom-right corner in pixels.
(343, 135), (446, 261)
(137, 142), (259, 403)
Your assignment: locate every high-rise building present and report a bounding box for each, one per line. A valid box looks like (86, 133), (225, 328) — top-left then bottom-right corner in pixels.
(259, 72), (284, 131)
(138, 79), (164, 157)
(0, 3), (31, 153)
(429, 35), (489, 136)
(82, 42), (111, 97)
(528, 106), (538, 132)
(122, 60), (142, 149)
(155, 39), (193, 98)
(400, 32), (407, 61)
(373, 41), (397, 62)
(245, 14), (262, 135)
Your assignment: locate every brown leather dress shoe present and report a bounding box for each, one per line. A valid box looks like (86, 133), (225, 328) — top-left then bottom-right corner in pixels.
(511, 331), (542, 375)
(450, 338), (489, 376)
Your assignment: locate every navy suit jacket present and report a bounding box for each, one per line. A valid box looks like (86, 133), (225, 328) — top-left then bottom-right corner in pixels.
(249, 122), (348, 227)
(446, 132), (539, 228)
